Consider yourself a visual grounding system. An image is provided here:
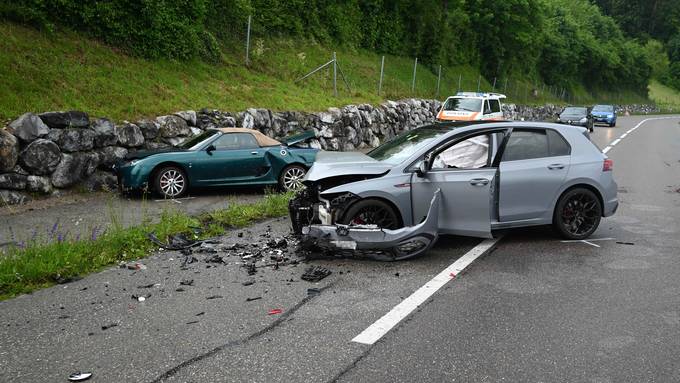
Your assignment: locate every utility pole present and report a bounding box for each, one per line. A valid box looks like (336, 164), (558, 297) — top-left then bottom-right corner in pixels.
(436, 65), (442, 98)
(378, 55), (385, 95)
(333, 52), (337, 97)
(245, 15), (251, 65)
(411, 58), (418, 93)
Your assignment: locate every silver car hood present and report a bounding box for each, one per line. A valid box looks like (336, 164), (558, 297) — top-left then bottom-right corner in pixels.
(304, 151), (392, 181)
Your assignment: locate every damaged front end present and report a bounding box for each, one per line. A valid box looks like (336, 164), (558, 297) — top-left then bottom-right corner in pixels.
(293, 190), (441, 261)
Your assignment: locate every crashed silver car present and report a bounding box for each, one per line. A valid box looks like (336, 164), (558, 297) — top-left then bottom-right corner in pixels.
(290, 121), (618, 260)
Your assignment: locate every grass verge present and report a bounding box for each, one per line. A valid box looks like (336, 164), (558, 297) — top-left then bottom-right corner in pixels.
(648, 80), (680, 112)
(0, 192), (292, 300)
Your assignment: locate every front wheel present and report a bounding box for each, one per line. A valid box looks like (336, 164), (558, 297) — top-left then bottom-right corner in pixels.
(154, 166), (188, 198)
(340, 199), (401, 229)
(553, 188), (602, 239)
(279, 165), (307, 191)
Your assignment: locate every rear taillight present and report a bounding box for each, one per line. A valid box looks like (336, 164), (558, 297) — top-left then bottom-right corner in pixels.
(603, 159), (613, 171)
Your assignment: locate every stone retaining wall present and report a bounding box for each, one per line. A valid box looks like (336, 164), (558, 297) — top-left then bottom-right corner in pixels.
(0, 100), (660, 205)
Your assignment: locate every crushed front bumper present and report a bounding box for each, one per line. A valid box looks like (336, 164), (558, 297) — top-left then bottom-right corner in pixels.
(297, 190), (441, 261)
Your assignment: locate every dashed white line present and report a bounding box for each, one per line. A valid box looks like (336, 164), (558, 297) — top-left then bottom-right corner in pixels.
(602, 116), (680, 154)
(352, 237), (502, 345)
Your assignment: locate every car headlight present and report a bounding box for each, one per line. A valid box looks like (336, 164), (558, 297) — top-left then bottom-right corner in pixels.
(580, 117), (587, 123)
(607, 114), (614, 118)
(126, 159), (141, 166)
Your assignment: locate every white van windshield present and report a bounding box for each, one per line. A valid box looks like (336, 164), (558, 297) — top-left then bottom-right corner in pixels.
(443, 98), (482, 112)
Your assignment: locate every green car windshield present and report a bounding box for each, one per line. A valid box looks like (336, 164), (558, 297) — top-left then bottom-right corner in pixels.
(368, 128), (448, 165)
(179, 130), (220, 150)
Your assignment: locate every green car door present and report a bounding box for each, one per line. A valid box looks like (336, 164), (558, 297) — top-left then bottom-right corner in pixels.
(192, 132), (270, 185)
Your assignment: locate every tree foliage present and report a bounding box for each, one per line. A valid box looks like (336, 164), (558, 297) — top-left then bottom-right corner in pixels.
(1, 0), (658, 92)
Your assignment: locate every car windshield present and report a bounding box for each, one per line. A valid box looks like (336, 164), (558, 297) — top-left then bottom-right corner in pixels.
(562, 107), (587, 115)
(443, 97), (483, 112)
(368, 127), (448, 165)
(179, 130), (220, 150)
(592, 105), (613, 112)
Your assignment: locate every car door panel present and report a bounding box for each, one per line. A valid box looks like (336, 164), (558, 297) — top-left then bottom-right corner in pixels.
(411, 168), (496, 238)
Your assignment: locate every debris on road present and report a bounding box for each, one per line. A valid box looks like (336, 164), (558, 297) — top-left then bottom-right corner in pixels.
(204, 254), (225, 264)
(137, 283), (158, 289)
(307, 288), (321, 296)
(301, 266), (331, 282)
(179, 279), (194, 286)
(246, 296), (262, 302)
(148, 232), (199, 250)
(186, 320), (199, 325)
(616, 241), (635, 245)
(206, 295), (223, 300)
(242, 280), (255, 286)
(121, 262), (147, 271)
(68, 371), (93, 381)
(196, 312), (205, 316)
(101, 323), (118, 331)
(268, 308), (283, 315)
(131, 294), (151, 302)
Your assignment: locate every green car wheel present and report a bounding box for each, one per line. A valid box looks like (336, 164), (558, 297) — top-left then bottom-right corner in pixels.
(154, 166), (188, 198)
(279, 165), (306, 191)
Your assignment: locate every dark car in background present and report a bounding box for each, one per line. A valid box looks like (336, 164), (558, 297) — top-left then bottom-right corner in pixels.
(557, 106), (594, 132)
(591, 104), (617, 127)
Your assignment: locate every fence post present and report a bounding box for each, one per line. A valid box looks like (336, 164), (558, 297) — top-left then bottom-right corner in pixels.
(492, 77), (497, 92)
(477, 75), (481, 92)
(436, 65), (442, 98)
(411, 57), (418, 93)
(503, 78), (508, 94)
(245, 15), (252, 65)
(333, 52), (338, 97)
(378, 55), (385, 95)
(458, 74), (462, 92)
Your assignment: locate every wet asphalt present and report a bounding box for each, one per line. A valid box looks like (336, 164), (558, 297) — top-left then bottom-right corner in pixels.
(1, 115), (680, 382)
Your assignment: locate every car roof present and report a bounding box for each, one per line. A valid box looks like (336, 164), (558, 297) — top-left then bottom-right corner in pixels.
(423, 120), (585, 137)
(214, 127), (281, 146)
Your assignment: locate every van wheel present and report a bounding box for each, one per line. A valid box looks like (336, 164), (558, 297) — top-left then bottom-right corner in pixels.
(553, 188), (602, 239)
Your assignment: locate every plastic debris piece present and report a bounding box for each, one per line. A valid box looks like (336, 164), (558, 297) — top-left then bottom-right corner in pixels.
(267, 238), (288, 249)
(101, 323), (118, 331)
(186, 320), (199, 325)
(394, 272), (400, 277)
(131, 294), (151, 302)
(242, 280), (255, 286)
(196, 312), (205, 316)
(268, 308), (283, 315)
(246, 263), (257, 276)
(205, 254), (225, 264)
(68, 372), (92, 381)
(179, 279), (194, 286)
(148, 232), (199, 250)
(449, 273), (456, 279)
(616, 241), (635, 245)
(307, 288), (321, 296)
(246, 296), (262, 302)
(301, 266), (332, 282)
(137, 283), (157, 289)
(175, 288), (185, 292)
(206, 295), (223, 300)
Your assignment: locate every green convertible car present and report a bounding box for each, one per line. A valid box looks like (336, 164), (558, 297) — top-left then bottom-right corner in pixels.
(115, 128), (319, 198)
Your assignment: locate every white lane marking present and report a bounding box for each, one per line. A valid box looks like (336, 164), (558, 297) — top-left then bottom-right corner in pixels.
(560, 237), (615, 247)
(351, 237), (502, 345)
(603, 116), (680, 154)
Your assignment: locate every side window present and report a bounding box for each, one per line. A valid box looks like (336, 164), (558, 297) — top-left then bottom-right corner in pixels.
(546, 130), (570, 156)
(431, 134), (491, 170)
(213, 133), (259, 150)
(483, 100), (492, 114)
(501, 130), (549, 162)
(489, 99), (501, 113)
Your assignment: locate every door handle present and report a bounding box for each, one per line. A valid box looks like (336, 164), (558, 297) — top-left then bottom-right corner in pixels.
(547, 164), (565, 170)
(469, 178), (489, 186)
(251, 151), (259, 155)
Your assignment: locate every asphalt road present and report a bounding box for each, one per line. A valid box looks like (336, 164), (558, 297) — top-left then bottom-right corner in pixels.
(1, 115), (679, 382)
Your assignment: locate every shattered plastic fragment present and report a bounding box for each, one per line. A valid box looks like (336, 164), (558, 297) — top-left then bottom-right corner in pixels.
(246, 296), (262, 302)
(179, 279), (194, 286)
(101, 323), (118, 331)
(307, 288), (321, 296)
(206, 295), (223, 300)
(616, 241), (635, 245)
(301, 266), (332, 282)
(68, 372), (92, 381)
(242, 280), (255, 286)
(268, 308), (283, 315)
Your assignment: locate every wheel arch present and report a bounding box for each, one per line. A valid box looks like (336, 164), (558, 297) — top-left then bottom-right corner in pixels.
(150, 161), (191, 187)
(554, 183), (605, 217)
(341, 195), (405, 228)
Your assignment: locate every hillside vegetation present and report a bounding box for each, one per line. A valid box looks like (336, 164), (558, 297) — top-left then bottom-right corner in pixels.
(1, 1), (675, 120)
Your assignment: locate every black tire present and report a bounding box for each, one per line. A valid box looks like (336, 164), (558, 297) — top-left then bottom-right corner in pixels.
(278, 164), (307, 191)
(553, 188), (602, 239)
(610, 122), (616, 127)
(153, 166), (188, 198)
(340, 199), (402, 229)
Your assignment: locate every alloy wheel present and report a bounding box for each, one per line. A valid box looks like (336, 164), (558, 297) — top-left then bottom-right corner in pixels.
(282, 166), (306, 191)
(159, 169), (186, 197)
(560, 192), (600, 236)
(350, 205), (399, 229)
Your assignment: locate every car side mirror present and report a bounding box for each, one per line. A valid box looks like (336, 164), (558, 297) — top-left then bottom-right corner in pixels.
(416, 160), (428, 177)
(206, 144), (216, 154)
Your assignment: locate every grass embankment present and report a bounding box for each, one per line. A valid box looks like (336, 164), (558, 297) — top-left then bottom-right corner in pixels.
(1, 21), (652, 122)
(648, 80), (680, 112)
(0, 192), (291, 300)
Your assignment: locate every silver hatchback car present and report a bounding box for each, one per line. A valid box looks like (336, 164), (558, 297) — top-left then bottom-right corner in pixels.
(290, 121), (618, 260)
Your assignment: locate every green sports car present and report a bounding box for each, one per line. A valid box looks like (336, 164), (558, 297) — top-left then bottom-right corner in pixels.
(115, 128), (318, 198)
